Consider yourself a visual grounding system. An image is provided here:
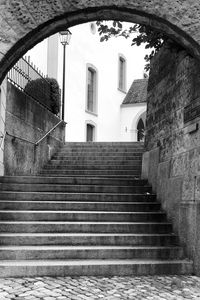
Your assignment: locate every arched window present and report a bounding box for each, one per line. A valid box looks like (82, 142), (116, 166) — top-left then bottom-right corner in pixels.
(137, 118), (145, 142)
(86, 65), (98, 114)
(118, 55), (126, 92)
(86, 123), (95, 142)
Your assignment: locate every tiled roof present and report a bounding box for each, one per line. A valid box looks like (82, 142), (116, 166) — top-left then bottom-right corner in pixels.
(122, 79), (148, 105)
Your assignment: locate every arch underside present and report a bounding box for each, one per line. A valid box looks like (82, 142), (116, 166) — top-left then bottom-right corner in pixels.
(0, 1), (199, 83)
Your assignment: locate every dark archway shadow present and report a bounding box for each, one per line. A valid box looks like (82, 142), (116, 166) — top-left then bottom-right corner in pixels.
(0, 6), (200, 84)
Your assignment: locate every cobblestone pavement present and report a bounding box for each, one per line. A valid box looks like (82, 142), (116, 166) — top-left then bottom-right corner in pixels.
(0, 275), (200, 300)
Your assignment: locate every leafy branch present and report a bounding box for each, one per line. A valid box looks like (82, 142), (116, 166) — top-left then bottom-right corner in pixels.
(96, 21), (167, 71)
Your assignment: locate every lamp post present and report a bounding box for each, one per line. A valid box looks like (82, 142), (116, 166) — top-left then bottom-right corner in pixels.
(59, 29), (72, 120)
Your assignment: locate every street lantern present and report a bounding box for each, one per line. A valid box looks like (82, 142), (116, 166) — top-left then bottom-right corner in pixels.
(59, 29), (72, 120)
(59, 29), (72, 46)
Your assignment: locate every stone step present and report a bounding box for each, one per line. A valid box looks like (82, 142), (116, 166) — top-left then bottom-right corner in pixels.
(48, 160), (142, 166)
(0, 222), (173, 233)
(0, 184), (151, 194)
(62, 143), (144, 148)
(0, 192), (156, 202)
(43, 164), (142, 170)
(40, 170), (141, 176)
(0, 211), (166, 222)
(0, 259), (193, 277)
(40, 174), (141, 178)
(52, 144), (143, 150)
(0, 233), (179, 246)
(61, 147), (144, 152)
(0, 141), (193, 277)
(63, 142), (143, 146)
(53, 157), (142, 163)
(58, 150), (143, 155)
(53, 154), (143, 160)
(0, 246), (184, 260)
(0, 176), (147, 186)
(51, 155), (143, 160)
(0, 201), (160, 211)
(59, 148), (144, 153)
(60, 155), (141, 158)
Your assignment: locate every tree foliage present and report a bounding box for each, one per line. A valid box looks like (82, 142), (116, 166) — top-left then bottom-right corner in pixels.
(96, 21), (168, 71)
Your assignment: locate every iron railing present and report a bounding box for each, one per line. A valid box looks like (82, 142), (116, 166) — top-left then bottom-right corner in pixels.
(7, 56), (52, 111)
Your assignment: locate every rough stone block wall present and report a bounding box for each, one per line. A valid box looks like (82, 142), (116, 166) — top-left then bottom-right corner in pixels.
(4, 82), (65, 175)
(144, 42), (200, 274)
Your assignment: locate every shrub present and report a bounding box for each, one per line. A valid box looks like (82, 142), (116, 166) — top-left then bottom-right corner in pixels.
(24, 77), (61, 115)
(46, 77), (61, 115)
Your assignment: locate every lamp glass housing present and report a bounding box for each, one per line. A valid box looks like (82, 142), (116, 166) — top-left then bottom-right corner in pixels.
(59, 29), (72, 45)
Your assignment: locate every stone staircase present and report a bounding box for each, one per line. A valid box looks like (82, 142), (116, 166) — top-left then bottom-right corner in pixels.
(0, 142), (193, 277)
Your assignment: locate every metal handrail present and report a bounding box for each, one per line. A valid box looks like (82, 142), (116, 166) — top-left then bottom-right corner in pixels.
(35, 120), (65, 146)
(6, 131), (35, 145)
(4, 120), (65, 147)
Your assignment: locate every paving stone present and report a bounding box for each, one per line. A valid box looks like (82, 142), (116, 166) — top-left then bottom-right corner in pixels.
(0, 292), (9, 297)
(1, 275), (200, 299)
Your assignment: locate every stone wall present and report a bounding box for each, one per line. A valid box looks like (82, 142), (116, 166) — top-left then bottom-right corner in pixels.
(143, 42), (200, 274)
(4, 82), (65, 175)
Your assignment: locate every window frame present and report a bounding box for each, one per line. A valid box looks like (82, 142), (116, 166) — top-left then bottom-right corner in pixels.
(118, 54), (127, 93)
(85, 64), (98, 115)
(85, 120), (97, 142)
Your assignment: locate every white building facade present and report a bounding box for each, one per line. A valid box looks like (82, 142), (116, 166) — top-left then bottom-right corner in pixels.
(27, 22), (147, 142)
(120, 79), (147, 142)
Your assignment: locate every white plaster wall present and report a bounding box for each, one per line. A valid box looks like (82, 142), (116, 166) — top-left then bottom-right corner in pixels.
(0, 78), (7, 175)
(120, 103), (146, 141)
(47, 34), (59, 79)
(26, 39), (48, 76)
(25, 22), (147, 142)
(62, 22), (147, 141)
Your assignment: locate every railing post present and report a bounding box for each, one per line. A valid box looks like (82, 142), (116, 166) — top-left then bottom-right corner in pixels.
(28, 56), (30, 82)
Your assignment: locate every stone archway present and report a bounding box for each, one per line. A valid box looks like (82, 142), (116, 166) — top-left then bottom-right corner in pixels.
(0, 1), (200, 84)
(0, 0), (199, 277)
